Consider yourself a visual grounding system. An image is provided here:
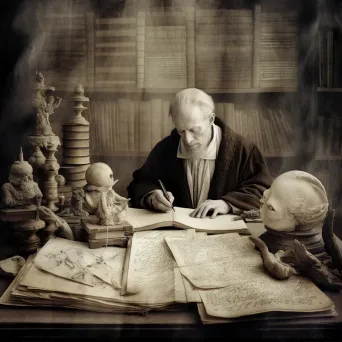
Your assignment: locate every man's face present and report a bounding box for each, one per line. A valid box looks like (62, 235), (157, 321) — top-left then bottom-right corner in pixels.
(172, 105), (213, 155)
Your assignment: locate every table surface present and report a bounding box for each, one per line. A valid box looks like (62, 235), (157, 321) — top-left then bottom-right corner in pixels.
(0, 223), (341, 341)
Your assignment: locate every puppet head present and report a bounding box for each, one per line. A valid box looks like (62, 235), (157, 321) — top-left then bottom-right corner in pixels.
(260, 170), (329, 232)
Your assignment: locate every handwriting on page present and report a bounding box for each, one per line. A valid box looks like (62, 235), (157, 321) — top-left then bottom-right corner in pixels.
(126, 230), (196, 301)
(165, 233), (248, 267)
(199, 273), (334, 318)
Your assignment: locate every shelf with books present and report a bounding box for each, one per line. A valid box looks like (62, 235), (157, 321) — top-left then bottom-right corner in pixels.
(315, 155), (342, 161)
(317, 87), (342, 92)
(87, 87), (298, 94)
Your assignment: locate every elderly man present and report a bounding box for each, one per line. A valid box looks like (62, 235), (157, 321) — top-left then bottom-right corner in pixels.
(127, 88), (272, 218)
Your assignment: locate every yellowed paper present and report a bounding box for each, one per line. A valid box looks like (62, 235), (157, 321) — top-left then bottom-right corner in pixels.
(126, 229), (196, 295)
(199, 273), (334, 318)
(181, 273), (202, 303)
(173, 268), (187, 303)
(33, 238), (125, 288)
(173, 207), (247, 232)
(165, 233), (245, 267)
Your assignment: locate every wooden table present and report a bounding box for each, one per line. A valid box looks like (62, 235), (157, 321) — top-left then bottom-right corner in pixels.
(0, 223), (341, 341)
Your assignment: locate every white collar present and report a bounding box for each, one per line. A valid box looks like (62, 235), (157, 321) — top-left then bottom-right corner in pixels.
(177, 124), (221, 160)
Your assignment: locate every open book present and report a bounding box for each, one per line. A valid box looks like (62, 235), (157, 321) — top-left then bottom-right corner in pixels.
(124, 206), (249, 235)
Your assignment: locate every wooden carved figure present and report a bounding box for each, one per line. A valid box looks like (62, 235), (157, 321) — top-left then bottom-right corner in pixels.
(83, 162), (129, 225)
(32, 71), (61, 136)
(1, 148), (42, 208)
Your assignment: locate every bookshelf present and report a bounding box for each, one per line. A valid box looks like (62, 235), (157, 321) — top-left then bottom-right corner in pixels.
(43, 1), (299, 161)
(40, 0), (342, 208)
(306, 0), (342, 212)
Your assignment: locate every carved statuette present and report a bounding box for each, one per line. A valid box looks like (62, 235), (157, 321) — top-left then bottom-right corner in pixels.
(1, 148), (43, 208)
(32, 71), (62, 136)
(83, 162), (130, 225)
(259, 170), (329, 258)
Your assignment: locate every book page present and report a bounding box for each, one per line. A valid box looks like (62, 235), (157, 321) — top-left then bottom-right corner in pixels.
(166, 233), (260, 289)
(165, 233), (246, 267)
(126, 229), (196, 295)
(34, 238), (126, 289)
(126, 207), (173, 229)
(199, 273), (334, 319)
(174, 268), (187, 303)
(173, 207), (248, 232)
(181, 273), (202, 303)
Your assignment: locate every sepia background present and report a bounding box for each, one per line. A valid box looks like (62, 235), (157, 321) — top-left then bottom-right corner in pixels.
(0, 0), (341, 236)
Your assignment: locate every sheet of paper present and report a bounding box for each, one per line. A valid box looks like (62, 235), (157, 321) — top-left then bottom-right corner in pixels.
(199, 273), (335, 318)
(181, 273), (202, 303)
(174, 268), (187, 303)
(166, 233), (260, 289)
(34, 238), (126, 288)
(126, 207), (173, 229)
(165, 233), (247, 267)
(126, 229), (196, 295)
(179, 257), (261, 289)
(174, 207), (247, 231)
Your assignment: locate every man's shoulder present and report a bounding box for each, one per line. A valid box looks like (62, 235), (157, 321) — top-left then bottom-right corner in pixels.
(153, 130), (179, 151)
(221, 124), (256, 152)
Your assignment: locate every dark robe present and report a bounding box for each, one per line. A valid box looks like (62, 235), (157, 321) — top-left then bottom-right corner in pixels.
(127, 117), (273, 210)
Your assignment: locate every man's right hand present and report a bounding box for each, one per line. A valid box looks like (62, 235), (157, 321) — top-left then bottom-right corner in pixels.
(147, 190), (174, 212)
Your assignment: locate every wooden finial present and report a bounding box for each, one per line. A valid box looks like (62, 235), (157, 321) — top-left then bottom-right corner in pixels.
(19, 147), (24, 162)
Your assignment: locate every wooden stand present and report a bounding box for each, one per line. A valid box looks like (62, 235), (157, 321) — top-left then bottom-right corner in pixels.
(38, 218), (58, 245)
(0, 208), (45, 254)
(13, 219), (45, 253)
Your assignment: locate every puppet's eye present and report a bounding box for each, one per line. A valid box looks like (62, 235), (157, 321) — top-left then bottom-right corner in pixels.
(110, 174), (113, 179)
(267, 204), (275, 211)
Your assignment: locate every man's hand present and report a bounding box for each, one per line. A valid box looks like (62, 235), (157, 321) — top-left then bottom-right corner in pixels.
(148, 190), (174, 212)
(190, 199), (231, 219)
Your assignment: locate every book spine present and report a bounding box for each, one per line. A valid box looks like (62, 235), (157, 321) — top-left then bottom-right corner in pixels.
(137, 11), (145, 88)
(86, 12), (95, 90)
(253, 4), (261, 87)
(186, 6), (195, 87)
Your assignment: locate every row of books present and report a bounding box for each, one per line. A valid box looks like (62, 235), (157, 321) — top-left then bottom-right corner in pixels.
(258, 8), (297, 88)
(37, 4), (299, 91)
(195, 9), (253, 89)
(317, 28), (342, 88)
(87, 98), (295, 157)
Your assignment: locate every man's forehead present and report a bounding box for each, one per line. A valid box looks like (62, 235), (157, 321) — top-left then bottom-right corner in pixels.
(173, 105), (207, 119)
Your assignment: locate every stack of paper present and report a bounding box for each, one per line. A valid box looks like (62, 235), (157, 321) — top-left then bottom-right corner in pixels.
(165, 233), (336, 324)
(0, 231), (202, 313)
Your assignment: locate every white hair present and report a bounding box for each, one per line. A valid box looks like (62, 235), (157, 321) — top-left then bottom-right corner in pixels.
(169, 88), (215, 118)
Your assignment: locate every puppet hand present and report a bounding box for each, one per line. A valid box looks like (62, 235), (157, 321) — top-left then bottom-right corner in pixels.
(190, 199), (231, 219)
(148, 190), (174, 212)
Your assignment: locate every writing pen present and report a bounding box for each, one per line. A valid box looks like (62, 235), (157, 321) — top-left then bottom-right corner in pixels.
(157, 179), (175, 212)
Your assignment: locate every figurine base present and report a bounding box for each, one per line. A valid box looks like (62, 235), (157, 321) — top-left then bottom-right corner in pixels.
(259, 226), (326, 260)
(81, 217), (132, 233)
(13, 218), (45, 253)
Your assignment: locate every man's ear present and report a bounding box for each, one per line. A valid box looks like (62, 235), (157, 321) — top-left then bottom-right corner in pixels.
(209, 112), (215, 123)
